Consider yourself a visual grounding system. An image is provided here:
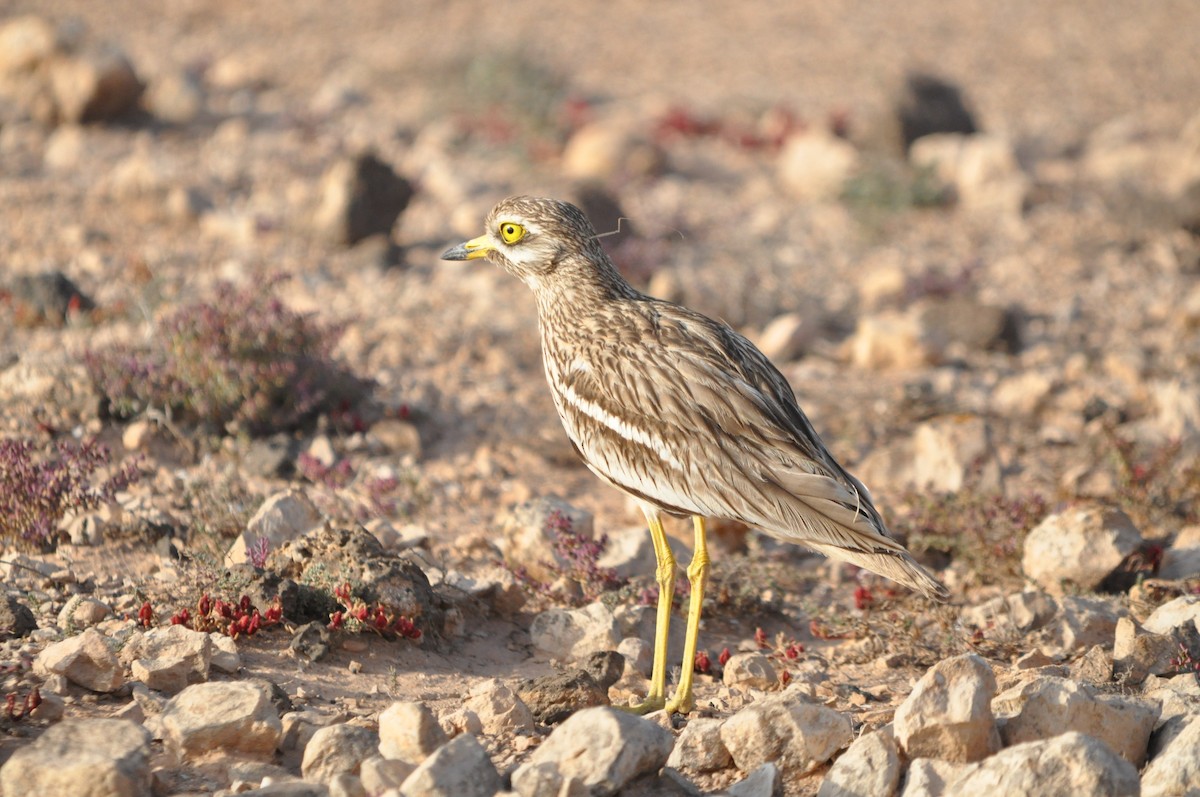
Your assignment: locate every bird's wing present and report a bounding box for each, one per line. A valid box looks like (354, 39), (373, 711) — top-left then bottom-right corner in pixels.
(560, 300), (948, 600)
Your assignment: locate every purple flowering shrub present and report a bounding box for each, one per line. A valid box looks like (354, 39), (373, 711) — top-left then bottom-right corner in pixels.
(84, 276), (370, 435)
(0, 437), (140, 551)
(510, 510), (625, 604)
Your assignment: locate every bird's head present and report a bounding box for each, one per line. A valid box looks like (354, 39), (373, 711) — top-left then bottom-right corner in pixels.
(441, 196), (612, 290)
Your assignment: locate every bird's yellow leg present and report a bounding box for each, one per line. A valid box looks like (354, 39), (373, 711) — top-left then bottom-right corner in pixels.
(665, 515), (710, 715)
(625, 510), (675, 714)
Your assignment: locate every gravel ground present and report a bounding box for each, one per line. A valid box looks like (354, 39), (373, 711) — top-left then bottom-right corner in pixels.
(2, 3), (1200, 796)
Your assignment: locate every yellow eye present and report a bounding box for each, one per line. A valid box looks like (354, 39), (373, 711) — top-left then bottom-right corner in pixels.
(498, 222), (525, 245)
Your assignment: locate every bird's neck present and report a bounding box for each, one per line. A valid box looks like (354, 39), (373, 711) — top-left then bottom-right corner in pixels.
(531, 254), (641, 319)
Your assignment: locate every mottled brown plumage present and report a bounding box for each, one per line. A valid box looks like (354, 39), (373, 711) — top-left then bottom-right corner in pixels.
(443, 196), (947, 713)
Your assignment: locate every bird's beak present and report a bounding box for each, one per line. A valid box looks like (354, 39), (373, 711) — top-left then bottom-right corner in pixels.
(440, 234), (493, 261)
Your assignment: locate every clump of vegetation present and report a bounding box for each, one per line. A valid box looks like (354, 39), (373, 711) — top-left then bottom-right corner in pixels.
(155, 593), (284, 639)
(4, 688), (41, 722)
(842, 156), (950, 237)
(509, 510), (625, 605)
(296, 453), (406, 522)
(445, 51), (572, 156)
(1103, 426), (1200, 530)
(895, 489), (1048, 586)
(84, 276), (370, 435)
(328, 582), (422, 641)
(0, 437), (140, 551)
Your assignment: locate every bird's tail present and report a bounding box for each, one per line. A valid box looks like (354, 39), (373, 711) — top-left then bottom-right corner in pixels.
(773, 469), (950, 602)
(805, 542), (950, 601)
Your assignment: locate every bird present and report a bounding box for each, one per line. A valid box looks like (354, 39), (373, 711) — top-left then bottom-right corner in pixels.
(442, 196), (948, 715)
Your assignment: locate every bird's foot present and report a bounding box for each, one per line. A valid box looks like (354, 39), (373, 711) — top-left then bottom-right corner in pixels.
(620, 695), (666, 716)
(663, 689), (693, 716)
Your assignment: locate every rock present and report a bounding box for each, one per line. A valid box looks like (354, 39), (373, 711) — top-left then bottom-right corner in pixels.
(361, 755), (415, 794)
(583, 650), (626, 689)
(497, 496), (595, 584)
(160, 681), (283, 760)
(1113, 617), (1177, 684)
(400, 734), (500, 797)
(817, 728), (901, 797)
(378, 701), (447, 764)
(847, 311), (930, 370)
(367, 418), (422, 459)
(991, 370), (1056, 418)
(959, 590), (1058, 637)
(34, 627), (124, 692)
(1143, 595), (1200, 635)
(439, 706), (483, 737)
(302, 724), (378, 784)
(893, 653), (999, 763)
(464, 679), (535, 735)
(719, 688), (854, 776)
(289, 621), (332, 663)
(228, 488), (322, 566)
(727, 762), (782, 797)
(941, 732), (1139, 797)
(511, 706), (673, 797)
(1039, 598), (1123, 658)
(902, 757), (967, 797)
(909, 133), (1028, 219)
(722, 652), (779, 690)
(1140, 713), (1200, 797)
(329, 773), (366, 797)
(1160, 539), (1200, 580)
(243, 433), (302, 479)
(666, 717), (732, 773)
(49, 45), (143, 123)
(530, 602), (620, 661)
(1022, 506), (1143, 594)
(121, 623), (213, 693)
(210, 633), (242, 673)
(618, 637), (653, 678)
(121, 419), (154, 451)
(596, 525), (666, 581)
(6, 270), (95, 326)
(891, 73), (977, 153)
(314, 151), (414, 246)
(0, 15), (57, 75)
(910, 414), (992, 493)
(1071, 644), (1113, 685)
(145, 68), (204, 124)
(0, 718), (151, 797)
(280, 710), (330, 757)
(270, 523), (442, 633)
(755, 312), (816, 363)
(779, 130), (859, 202)
(992, 675), (1158, 766)
(517, 669), (609, 725)
(562, 119), (665, 181)
(917, 296), (1021, 355)
(0, 595), (37, 639)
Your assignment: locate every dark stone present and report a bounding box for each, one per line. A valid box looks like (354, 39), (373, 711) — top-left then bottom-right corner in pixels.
(573, 183), (631, 243)
(288, 621), (331, 663)
(270, 523), (443, 641)
(4, 271), (95, 326)
(583, 650), (625, 689)
(328, 153), (414, 246)
(0, 596), (38, 639)
(242, 434), (301, 479)
(896, 72), (978, 152)
(517, 669), (609, 725)
(245, 572), (340, 625)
